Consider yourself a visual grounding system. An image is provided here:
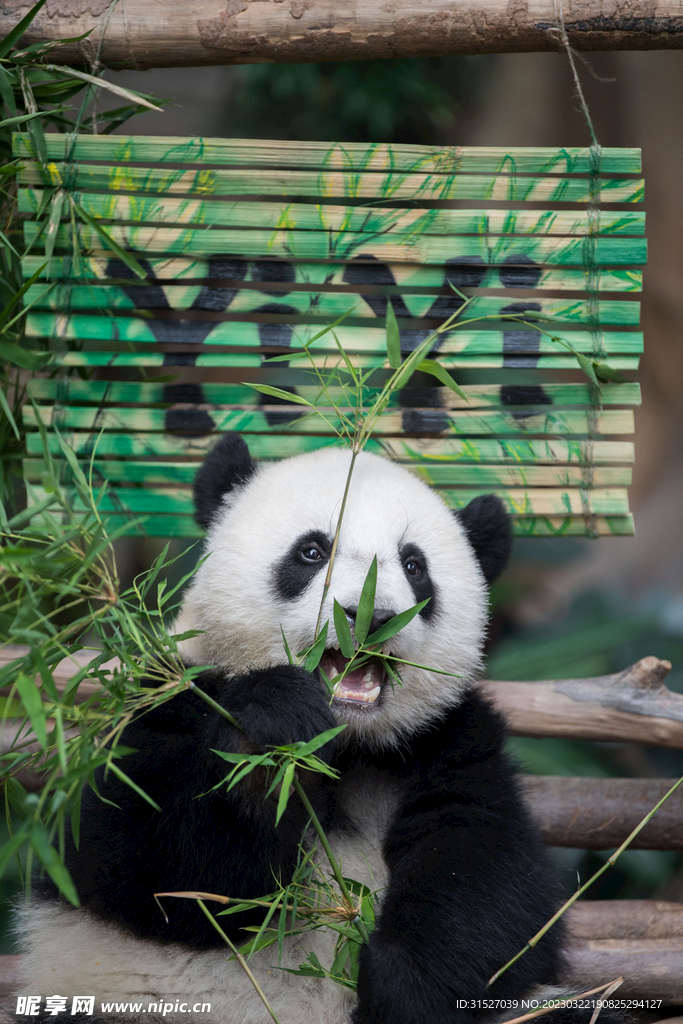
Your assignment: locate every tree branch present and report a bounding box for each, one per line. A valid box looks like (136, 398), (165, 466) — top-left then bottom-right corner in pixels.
(479, 657), (683, 748)
(2, 1), (683, 69)
(522, 776), (683, 850)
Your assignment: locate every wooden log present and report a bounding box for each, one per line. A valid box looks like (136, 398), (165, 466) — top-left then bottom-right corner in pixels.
(563, 901), (683, 1003)
(563, 940), (683, 1002)
(479, 657), (683, 748)
(2, 651), (679, 746)
(2, 1), (683, 69)
(521, 776), (683, 850)
(0, 955), (21, 999)
(567, 900), (683, 940)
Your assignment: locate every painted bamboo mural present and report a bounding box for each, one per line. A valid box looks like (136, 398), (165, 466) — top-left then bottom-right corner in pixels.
(14, 133), (645, 538)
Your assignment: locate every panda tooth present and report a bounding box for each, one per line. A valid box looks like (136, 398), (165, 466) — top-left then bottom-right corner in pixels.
(366, 685), (381, 703)
(362, 668), (375, 685)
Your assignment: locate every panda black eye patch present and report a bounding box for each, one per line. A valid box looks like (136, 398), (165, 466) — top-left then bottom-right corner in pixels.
(274, 530), (332, 600)
(399, 543), (436, 621)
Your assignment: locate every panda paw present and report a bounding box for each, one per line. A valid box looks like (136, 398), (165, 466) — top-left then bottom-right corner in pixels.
(210, 664), (339, 757)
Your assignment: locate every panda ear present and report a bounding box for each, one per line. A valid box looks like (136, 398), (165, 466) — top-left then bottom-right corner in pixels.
(193, 433), (257, 529)
(454, 494), (512, 585)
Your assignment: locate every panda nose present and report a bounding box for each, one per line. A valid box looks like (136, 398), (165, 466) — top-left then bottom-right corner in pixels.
(342, 606), (396, 636)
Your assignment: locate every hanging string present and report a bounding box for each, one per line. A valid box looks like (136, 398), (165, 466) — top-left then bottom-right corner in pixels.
(552, 0), (602, 538)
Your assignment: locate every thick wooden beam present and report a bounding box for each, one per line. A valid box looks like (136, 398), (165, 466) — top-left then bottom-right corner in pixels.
(2, 1), (683, 69)
(564, 901), (683, 1004)
(568, 900), (683, 940)
(521, 776), (683, 850)
(2, 650), (681, 747)
(564, 940), (683, 1002)
(479, 657), (683, 748)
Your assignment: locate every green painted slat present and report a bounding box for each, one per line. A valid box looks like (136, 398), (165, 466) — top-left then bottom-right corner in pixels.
(19, 190), (647, 237)
(23, 405), (635, 437)
(23, 509), (634, 538)
(17, 162), (645, 204)
(23, 285), (640, 327)
(22, 458), (632, 488)
(25, 314), (644, 353)
(11, 135), (642, 174)
(512, 515), (634, 537)
(27, 483), (630, 517)
(48, 350), (641, 370)
(26, 223), (647, 265)
(21, 256), (644, 294)
(26, 379), (642, 409)
(25, 433), (634, 464)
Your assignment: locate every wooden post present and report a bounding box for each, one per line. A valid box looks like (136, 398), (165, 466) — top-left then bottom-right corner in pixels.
(2, 1), (683, 69)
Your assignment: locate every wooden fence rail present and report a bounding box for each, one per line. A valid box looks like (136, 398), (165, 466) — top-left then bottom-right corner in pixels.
(3, 1), (683, 69)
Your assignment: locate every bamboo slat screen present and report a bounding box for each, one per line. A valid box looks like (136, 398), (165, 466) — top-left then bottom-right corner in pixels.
(14, 134), (644, 538)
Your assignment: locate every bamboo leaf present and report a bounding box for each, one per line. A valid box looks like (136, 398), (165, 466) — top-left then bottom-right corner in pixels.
(0, 341), (47, 370)
(0, 0), (48, 58)
(575, 352), (601, 388)
(364, 599), (430, 647)
(0, 261), (48, 332)
(295, 725), (346, 758)
(106, 760), (162, 812)
(155, 890), (231, 904)
(304, 621), (328, 673)
(0, 109), (52, 130)
(72, 202), (147, 279)
(244, 384), (314, 407)
(333, 600), (355, 660)
(416, 359), (468, 402)
(594, 362), (630, 384)
(0, 384), (20, 441)
(385, 298), (401, 369)
(29, 820), (79, 906)
(0, 827), (29, 877)
(42, 65), (163, 111)
(275, 761), (296, 826)
(14, 671), (47, 749)
(280, 626), (295, 664)
(0, 63), (17, 114)
(354, 556), (377, 645)
(44, 189), (64, 262)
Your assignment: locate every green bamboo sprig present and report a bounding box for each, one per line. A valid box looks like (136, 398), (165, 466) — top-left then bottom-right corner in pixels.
(291, 777), (370, 944)
(193, 898), (282, 1024)
(487, 773), (683, 987)
(204, 726), (376, 950)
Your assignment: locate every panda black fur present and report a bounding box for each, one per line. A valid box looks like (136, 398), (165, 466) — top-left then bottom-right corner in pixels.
(15, 434), (580, 1024)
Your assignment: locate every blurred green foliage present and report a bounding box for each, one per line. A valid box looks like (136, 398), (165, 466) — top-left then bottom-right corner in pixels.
(226, 56), (488, 143)
(489, 590), (683, 901)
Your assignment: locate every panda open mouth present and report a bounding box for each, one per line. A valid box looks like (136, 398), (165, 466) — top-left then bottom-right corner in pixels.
(318, 649), (386, 706)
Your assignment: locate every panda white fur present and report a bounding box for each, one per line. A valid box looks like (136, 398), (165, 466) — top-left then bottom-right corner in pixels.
(13, 434), (570, 1024)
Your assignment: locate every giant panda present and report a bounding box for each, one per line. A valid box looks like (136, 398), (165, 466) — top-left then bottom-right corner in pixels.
(13, 433), (574, 1024)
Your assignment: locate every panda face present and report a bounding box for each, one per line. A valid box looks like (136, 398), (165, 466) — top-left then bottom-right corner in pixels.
(178, 443), (503, 747)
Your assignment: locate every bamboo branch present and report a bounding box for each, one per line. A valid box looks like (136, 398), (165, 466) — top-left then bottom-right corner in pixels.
(2, 1), (683, 69)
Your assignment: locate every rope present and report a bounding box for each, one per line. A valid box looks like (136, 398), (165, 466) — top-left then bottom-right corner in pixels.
(552, 0), (603, 537)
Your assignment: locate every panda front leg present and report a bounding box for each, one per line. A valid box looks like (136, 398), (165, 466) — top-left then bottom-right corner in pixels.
(52, 662), (339, 947)
(351, 707), (565, 1024)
